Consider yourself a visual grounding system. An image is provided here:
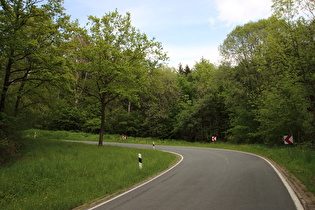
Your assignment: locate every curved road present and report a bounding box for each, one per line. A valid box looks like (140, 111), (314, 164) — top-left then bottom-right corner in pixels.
(73, 142), (302, 210)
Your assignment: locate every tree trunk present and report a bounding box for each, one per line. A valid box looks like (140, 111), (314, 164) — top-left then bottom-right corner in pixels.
(0, 57), (13, 115)
(14, 82), (26, 117)
(128, 101), (131, 113)
(0, 85), (8, 114)
(99, 94), (106, 146)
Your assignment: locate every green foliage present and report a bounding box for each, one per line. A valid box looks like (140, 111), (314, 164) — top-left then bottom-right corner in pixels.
(50, 107), (87, 131)
(140, 66), (181, 138)
(83, 118), (102, 134)
(218, 3), (314, 145)
(172, 59), (229, 142)
(227, 107), (260, 144)
(111, 109), (147, 136)
(0, 0), (75, 115)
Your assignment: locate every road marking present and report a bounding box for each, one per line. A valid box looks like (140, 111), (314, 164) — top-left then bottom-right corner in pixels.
(89, 150), (184, 210)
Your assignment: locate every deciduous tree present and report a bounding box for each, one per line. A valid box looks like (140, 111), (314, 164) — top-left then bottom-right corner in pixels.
(77, 10), (167, 145)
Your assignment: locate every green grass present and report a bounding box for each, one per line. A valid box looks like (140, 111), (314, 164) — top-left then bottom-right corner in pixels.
(0, 132), (177, 209)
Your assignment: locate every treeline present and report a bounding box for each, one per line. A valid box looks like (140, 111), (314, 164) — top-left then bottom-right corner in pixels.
(0, 0), (314, 160)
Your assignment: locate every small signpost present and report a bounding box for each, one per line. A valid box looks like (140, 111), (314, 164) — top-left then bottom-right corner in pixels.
(212, 136), (216, 143)
(284, 135), (293, 156)
(122, 136), (126, 141)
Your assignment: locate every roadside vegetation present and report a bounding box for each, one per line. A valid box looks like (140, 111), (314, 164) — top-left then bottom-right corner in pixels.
(0, 130), (177, 209)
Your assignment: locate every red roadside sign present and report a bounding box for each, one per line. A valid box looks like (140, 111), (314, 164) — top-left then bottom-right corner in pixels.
(212, 136), (216, 142)
(284, 135), (293, 145)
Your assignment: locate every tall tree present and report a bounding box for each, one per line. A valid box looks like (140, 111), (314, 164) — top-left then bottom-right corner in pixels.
(259, 0), (315, 143)
(219, 20), (270, 143)
(0, 0), (74, 118)
(184, 64), (191, 76)
(142, 66), (181, 138)
(178, 63), (184, 75)
(272, 0), (315, 120)
(77, 10), (167, 146)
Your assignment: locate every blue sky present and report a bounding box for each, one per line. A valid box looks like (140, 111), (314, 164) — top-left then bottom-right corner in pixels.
(63, 0), (273, 68)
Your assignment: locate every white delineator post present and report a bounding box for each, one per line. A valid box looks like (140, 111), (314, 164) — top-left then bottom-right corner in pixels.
(153, 142), (155, 150)
(138, 153), (142, 169)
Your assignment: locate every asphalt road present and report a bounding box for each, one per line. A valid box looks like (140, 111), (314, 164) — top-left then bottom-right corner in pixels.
(73, 142), (302, 210)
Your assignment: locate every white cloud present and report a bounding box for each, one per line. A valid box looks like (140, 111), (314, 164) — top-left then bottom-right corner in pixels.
(215, 0), (273, 26)
(165, 45), (221, 69)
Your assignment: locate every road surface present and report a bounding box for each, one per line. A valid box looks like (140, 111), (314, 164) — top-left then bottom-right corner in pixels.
(70, 142), (302, 210)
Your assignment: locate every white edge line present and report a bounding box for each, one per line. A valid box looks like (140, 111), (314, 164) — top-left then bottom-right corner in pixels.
(231, 150), (304, 210)
(89, 150), (184, 210)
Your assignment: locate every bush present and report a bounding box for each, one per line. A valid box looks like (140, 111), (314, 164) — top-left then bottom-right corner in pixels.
(49, 107), (87, 131)
(0, 113), (23, 164)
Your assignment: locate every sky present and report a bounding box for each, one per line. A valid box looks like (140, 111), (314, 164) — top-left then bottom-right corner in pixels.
(63, 0), (273, 68)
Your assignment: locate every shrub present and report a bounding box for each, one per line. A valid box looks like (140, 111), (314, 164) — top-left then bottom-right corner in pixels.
(0, 113), (23, 164)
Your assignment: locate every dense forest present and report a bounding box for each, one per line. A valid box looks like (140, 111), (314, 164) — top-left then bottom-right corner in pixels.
(1, 0), (314, 160)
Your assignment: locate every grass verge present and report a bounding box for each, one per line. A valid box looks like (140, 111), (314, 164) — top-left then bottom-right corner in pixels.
(0, 132), (176, 209)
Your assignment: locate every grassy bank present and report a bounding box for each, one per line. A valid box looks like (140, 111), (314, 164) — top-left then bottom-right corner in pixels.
(0, 132), (177, 209)
(29, 129), (314, 195)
